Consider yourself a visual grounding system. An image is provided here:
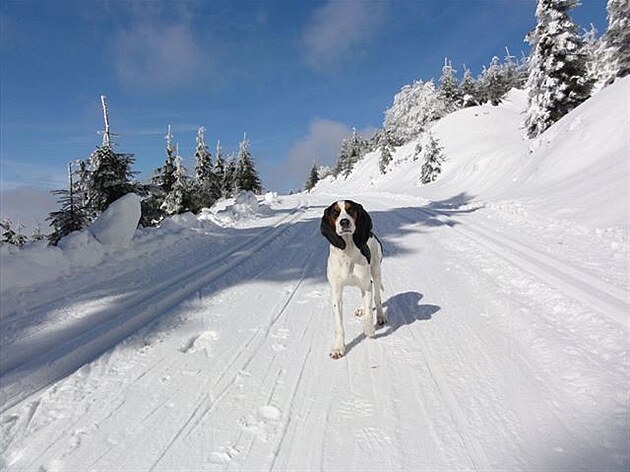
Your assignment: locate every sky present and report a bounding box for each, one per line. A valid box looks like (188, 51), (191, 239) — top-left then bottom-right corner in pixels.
(1, 0), (608, 206)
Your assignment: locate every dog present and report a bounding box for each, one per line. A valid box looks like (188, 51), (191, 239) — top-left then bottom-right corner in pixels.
(320, 200), (386, 359)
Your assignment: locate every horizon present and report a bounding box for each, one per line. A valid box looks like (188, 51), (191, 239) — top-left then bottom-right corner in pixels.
(1, 0), (607, 203)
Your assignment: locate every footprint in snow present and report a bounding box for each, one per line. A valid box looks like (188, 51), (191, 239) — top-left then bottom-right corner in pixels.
(179, 331), (218, 354)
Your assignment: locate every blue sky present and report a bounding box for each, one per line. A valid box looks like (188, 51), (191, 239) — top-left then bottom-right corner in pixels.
(1, 0), (607, 195)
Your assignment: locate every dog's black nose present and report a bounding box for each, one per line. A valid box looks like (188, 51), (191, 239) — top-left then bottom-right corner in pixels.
(339, 218), (350, 228)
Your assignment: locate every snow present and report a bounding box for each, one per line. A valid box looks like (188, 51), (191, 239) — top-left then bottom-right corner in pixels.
(88, 193), (141, 249)
(1, 79), (628, 471)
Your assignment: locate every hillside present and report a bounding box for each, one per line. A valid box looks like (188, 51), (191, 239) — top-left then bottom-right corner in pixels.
(0, 79), (628, 471)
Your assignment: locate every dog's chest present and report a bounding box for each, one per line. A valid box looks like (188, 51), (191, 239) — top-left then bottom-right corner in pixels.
(328, 247), (369, 286)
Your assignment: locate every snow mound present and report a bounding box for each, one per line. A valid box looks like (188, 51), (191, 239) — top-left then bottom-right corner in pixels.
(89, 193), (141, 249)
(204, 191), (272, 227)
(58, 229), (105, 267)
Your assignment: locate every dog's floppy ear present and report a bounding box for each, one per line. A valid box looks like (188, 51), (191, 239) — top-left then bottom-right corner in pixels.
(321, 205), (346, 250)
(352, 202), (372, 250)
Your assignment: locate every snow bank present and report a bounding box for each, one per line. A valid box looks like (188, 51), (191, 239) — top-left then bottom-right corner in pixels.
(0, 194), (141, 295)
(203, 191), (273, 227)
(89, 193), (141, 249)
(0, 240), (69, 293)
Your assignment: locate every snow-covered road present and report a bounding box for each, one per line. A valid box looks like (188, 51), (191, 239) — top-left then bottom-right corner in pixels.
(1, 193), (628, 471)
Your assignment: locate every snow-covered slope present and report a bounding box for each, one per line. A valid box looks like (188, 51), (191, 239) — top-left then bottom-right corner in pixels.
(1, 80), (628, 472)
(318, 77), (629, 228)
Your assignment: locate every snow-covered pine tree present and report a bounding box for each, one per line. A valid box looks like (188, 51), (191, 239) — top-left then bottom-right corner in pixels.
(524, 0), (593, 138)
(334, 128), (367, 178)
(85, 145), (139, 214)
(501, 47), (527, 90)
(581, 24), (608, 90)
(304, 162), (319, 192)
(235, 133), (262, 193)
(459, 65), (479, 107)
(480, 56), (508, 106)
(223, 156), (237, 197)
(31, 225), (46, 241)
(214, 140), (227, 197)
(142, 125), (179, 224)
(378, 128), (395, 174)
(161, 146), (191, 215)
(419, 133), (445, 184)
(191, 126), (220, 212)
(439, 57), (461, 112)
(1, 219), (27, 247)
(602, 0), (630, 83)
(47, 162), (90, 245)
(81, 97), (141, 216)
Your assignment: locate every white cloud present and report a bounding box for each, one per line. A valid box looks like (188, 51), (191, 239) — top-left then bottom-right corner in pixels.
(287, 118), (349, 177)
(265, 118), (374, 191)
(301, 0), (386, 71)
(112, 4), (219, 92)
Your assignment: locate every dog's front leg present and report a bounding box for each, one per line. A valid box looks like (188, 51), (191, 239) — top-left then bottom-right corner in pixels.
(330, 284), (345, 359)
(361, 281), (375, 338)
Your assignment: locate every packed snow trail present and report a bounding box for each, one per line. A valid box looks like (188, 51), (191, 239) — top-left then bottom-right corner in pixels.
(1, 193), (628, 471)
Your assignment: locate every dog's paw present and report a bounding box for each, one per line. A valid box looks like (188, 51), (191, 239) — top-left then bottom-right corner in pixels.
(329, 348), (345, 359)
(376, 316), (388, 327)
(363, 324), (375, 338)
(354, 307), (365, 318)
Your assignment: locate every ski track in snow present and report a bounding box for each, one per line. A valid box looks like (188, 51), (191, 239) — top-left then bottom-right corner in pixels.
(1, 193), (628, 472)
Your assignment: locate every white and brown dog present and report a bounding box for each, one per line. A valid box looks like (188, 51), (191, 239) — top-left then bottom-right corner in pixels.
(320, 200), (386, 359)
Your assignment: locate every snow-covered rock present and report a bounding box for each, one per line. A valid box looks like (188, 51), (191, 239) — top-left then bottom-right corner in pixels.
(89, 193), (141, 249)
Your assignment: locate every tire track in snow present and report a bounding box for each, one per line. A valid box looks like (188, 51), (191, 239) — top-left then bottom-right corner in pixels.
(0, 207), (309, 413)
(417, 207), (629, 331)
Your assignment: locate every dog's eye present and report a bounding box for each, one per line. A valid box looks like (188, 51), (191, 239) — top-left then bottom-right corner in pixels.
(331, 209), (340, 217)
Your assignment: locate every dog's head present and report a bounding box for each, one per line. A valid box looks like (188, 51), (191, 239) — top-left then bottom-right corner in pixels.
(320, 200), (372, 250)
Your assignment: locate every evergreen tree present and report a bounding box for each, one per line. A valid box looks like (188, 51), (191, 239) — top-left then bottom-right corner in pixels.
(378, 128), (395, 174)
(214, 140), (226, 196)
(304, 162), (320, 192)
(79, 95), (141, 216)
(334, 128), (368, 178)
(47, 162), (90, 245)
(501, 47), (527, 90)
(161, 149), (191, 215)
(235, 133), (262, 193)
(223, 156), (237, 197)
(84, 145), (139, 214)
(602, 0), (630, 82)
(524, 0), (593, 138)
(191, 126), (220, 212)
(143, 125), (179, 224)
(480, 56), (508, 106)
(1, 219), (26, 247)
(459, 65), (479, 107)
(439, 57), (461, 112)
(31, 225), (46, 241)
(581, 24), (606, 89)
(419, 133), (445, 184)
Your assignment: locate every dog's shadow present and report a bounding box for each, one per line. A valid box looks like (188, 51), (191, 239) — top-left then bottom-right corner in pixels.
(346, 291), (440, 353)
